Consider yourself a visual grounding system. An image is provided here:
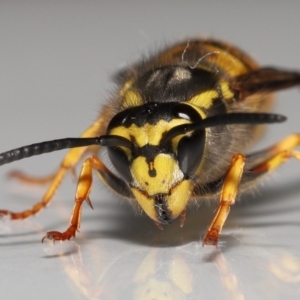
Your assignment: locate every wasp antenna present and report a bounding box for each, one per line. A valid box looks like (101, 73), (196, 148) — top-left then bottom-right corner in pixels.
(0, 138), (98, 166)
(98, 135), (135, 150)
(161, 113), (286, 146)
(200, 113), (286, 128)
(0, 135), (135, 166)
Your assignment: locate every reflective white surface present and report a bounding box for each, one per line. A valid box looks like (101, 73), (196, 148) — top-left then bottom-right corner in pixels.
(1, 2), (300, 299)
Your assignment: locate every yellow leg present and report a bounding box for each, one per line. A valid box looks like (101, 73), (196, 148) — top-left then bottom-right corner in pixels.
(202, 134), (300, 246)
(252, 150), (300, 174)
(7, 171), (57, 185)
(42, 155), (107, 241)
(248, 134), (300, 176)
(0, 121), (101, 220)
(203, 154), (245, 246)
(267, 133), (300, 155)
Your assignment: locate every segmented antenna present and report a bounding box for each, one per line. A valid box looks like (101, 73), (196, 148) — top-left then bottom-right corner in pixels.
(0, 135), (134, 166)
(161, 113), (286, 146)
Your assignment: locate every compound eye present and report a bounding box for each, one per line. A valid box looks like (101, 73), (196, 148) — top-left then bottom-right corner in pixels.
(172, 104), (205, 175)
(107, 147), (132, 183)
(177, 130), (205, 175)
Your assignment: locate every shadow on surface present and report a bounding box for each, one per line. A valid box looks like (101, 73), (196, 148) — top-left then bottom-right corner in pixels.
(81, 178), (300, 248)
(1, 179), (300, 249)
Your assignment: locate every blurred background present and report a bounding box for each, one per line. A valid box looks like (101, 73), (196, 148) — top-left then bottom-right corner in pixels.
(0, 1), (300, 299)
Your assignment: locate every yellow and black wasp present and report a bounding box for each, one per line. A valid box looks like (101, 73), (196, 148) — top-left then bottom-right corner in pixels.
(1, 38), (300, 245)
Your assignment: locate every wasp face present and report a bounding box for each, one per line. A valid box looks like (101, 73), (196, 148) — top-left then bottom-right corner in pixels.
(107, 101), (205, 224)
(109, 140), (194, 225)
(130, 151), (192, 224)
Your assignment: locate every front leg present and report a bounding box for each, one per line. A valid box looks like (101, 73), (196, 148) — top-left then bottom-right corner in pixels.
(203, 154), (245, 246)
(43, 155), (132, 241)
(42, 156), (95, 241)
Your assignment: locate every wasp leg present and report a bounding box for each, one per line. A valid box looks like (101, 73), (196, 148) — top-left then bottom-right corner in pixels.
(202, 134), (300, 246)
(203, 154), (245, 246)
(42, 155), (96, 241)
(0, 122), (101, 219)
(247, 133), (300, 166)
(7, 171), (57, 185)
(43, 155), (133, 241)
(249, 145), (300, 176)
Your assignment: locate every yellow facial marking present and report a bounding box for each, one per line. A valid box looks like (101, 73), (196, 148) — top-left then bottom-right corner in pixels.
(131, 189), (157, 221)
(166, 179), (192, 218)
(131, 178), (192, 223)
(131, 154), (184, 195)
(130, 153), (193, 223)
(109, 119), (191, 147)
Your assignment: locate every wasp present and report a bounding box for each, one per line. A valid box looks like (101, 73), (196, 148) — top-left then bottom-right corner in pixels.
(1, 38), (300, 245)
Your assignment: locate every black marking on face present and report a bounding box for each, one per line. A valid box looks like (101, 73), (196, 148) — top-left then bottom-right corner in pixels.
(148, 162), (157, 177)
(135, 144), (166, 178)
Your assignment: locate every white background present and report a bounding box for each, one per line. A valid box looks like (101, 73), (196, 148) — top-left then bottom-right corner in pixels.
(1, 1), (300, 299)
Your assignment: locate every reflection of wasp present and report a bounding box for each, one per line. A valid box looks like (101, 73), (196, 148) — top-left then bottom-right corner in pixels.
(1, 38), (300, 245)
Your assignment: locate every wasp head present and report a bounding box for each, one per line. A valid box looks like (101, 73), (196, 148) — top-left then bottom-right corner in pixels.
(106, 102), (204, 225)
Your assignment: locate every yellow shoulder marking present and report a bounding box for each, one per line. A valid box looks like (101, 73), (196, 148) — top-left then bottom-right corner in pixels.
(219, 82), (234, 100)
(188, 90), (218, 109)
(119, 79), (143, 108)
